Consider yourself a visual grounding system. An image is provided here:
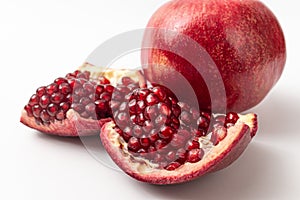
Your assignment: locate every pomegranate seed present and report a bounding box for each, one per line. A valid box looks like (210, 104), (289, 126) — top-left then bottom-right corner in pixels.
(122, 127), (132, 142)
(146, 93), (159, 106)
(194, 129), (205, 137)
(36, 86), (46, 97)
(100, 92), (111, 101)
(72, 103), (84, 113)
(79, 97), (91, 105)
(165, 151), (176, 162)
(133, 125), (143, 137)
(155, 115), (167, 127)
(180, 111), (192, 125)
(59, 83), (71, 95)
(159, 126), (174, 140)
(60, 102), (70, 112)
(95, 100), (107, 111)
(187, 149), (204, 163)
(225, 112), (239, 127)
(136, 100), (146, 112)
(51, 93), (64, 104)
(116, 112), (129, 124)
(201, 111), (211, 121)
(98, 76), (110, 84)
(119, 102), (127, 112)
(46, 83), (58, 95)
(165, 161), (181, 170)
(47, 103), (59, 116)
(155, 139), (167, 150)
(136, 113), (146, 125)
(65, 94), (73, 103)
(39, 95), (50, 108)
(128, 99), (136, 113)
(128, 137), (141, 152)
(152, 86), (166, 101)
(186, 140), (200, 150)
(104, 85), (114, 93)
(76, 72), (87, 79)
(40, 110), (50, 122)
(73, 70), (80, 76)
(190, 107), (200, 120)
(83, 82), (94, 93)
(68, 79), (80, 90)
(35, 118), (42, 125)
(178, 102), (190, 111)
(95, 85), (104, 95)
(172, 104), (181, 117)
(176, 148), (187, 164)
(28, 94), (39, 106)
(140, 137), (151, 149)
(149, 129), (159, 143)
(158, 103), (171, 116)
(54, 77), (68, 85)
(32, 104), (42, 118)
(142, 120), (154, 133)
(170, 134), (186, 148)
(85, 103), (96, 114)
(24, 105), (33, 117)
(197, 116), (209, 130)
(74, 88), (86, 96)
(211, 125), (227, 145)
(145, 105), (158, 120)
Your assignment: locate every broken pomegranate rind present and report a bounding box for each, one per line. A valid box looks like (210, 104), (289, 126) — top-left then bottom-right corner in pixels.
(79, 63), (145, 88)
(20, 109), (112, 137)
(100, 113), (257, 185)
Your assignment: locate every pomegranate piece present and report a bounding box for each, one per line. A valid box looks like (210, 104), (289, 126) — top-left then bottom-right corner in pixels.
(100, 84), (258, 185)
(20, 63), (141, 136)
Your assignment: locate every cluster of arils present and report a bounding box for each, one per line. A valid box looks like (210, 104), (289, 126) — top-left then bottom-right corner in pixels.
(24, 70), (115, 125)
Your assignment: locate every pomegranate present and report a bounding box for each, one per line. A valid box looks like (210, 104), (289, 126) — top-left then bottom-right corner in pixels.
(21, 63), (258, 184)
(141, 0), (286, 112)
(20, 63), (141, 136)
(100, 84), (258, 184)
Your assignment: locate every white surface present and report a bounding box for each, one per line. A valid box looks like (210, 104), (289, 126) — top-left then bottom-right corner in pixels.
(1, 0), (299, 199)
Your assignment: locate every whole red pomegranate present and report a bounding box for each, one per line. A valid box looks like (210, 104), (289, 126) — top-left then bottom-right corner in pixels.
(141, 0), (286, 112)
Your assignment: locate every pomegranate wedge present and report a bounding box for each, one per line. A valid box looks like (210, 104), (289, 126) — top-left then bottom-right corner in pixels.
(100, 84), (257, 184)
(20, 63), (141, 136)
(101, 113), (257, 184)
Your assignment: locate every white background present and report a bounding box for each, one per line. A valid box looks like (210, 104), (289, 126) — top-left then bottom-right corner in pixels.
(1, 0), (299, 199)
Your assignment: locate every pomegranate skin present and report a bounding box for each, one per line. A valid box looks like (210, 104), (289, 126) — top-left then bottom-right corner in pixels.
(142, 0), (286, 112)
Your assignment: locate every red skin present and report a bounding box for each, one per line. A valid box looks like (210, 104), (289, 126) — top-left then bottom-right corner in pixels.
(142, 0), (286, 112)
(20, 109), (110, 137)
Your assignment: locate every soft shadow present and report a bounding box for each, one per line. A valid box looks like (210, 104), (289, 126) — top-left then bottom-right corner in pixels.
(132, 142), (281, 200)
(34, 132), (119, 170)
(248, 91), (300, 138)
(34, 131), (85, 147)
